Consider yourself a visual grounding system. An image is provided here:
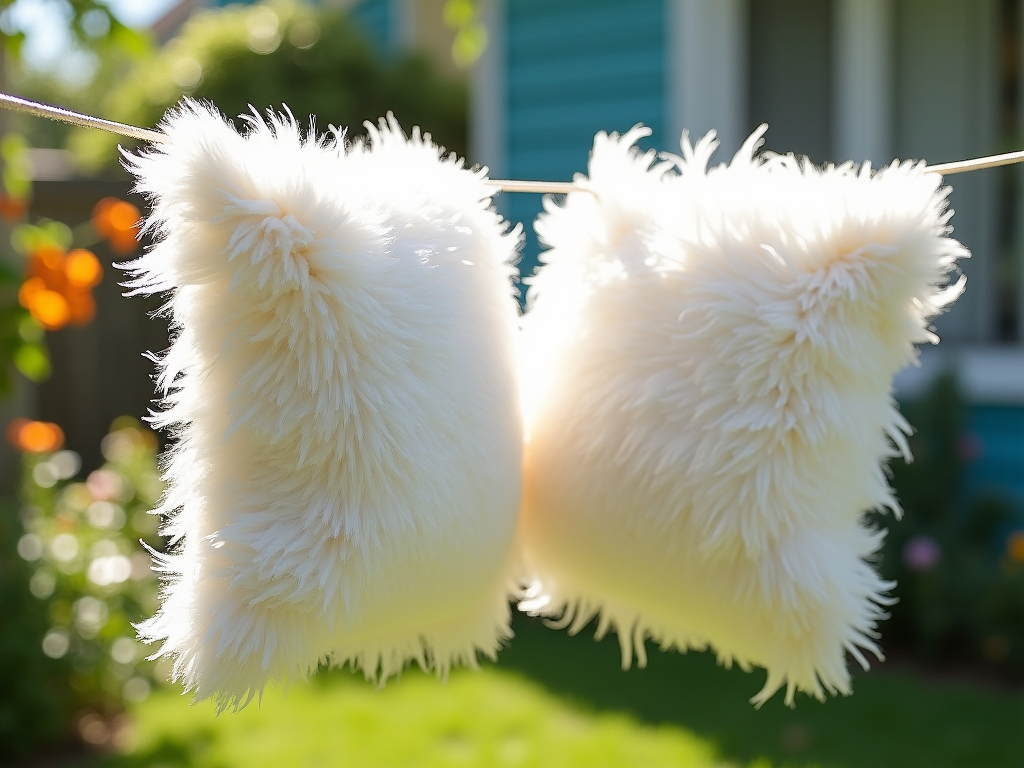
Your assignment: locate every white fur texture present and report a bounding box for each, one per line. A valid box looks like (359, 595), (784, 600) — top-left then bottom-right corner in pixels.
(124, 101), (523, 710)
(518, 126), (968, 705)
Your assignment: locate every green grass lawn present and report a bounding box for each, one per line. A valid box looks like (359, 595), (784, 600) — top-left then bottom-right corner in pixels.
(84, 614), (1024, 768)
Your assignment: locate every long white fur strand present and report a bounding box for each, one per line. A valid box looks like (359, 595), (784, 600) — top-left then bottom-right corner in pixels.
(124, 101), (523, 710)
(518, 126), (969, 706)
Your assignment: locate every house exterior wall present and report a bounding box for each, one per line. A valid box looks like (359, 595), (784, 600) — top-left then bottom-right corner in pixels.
(667, 0), (747, 158)
(894, 0), (999, 345)
(968, 405), (1024, 505)
(886, 0), (1024, 509)
(749, 0), (834, 163)
(349, 0), (462, 75)
(496, 0), (667, 278)
(472, 0), (1024, 510)
(350, 0), (392, 51)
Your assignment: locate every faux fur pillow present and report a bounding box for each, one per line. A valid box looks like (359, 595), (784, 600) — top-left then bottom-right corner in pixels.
(124, 101), (524, 710)
(518, 125), (968, 705)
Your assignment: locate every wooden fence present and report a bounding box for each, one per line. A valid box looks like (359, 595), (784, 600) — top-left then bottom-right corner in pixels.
(1, 179), (169, 489)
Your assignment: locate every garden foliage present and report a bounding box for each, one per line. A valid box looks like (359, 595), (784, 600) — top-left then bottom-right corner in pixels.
(875, 372), (1024, 673)
(71, 0), (468, 173)
(0, 419), (163, 759)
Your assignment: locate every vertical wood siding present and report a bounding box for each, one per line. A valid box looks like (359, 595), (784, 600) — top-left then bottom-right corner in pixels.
(966, 405), (1024, 516)
(894, 0), (999, 344)
(503, 0), (666, 288)
(351, 0), (392, 52)
(747, 0), (833, 163)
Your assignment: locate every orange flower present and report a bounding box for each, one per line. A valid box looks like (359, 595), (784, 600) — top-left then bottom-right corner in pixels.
(21, 247), (102, 328)
(65, 249), (103, 288)
(93, 197), (140, 239)
(5, 418), (29, 447)
(17, 276), (46, 308)
(27, 289), (71, 330)
(107, 200), (140, 233)
(7, 419), (64, 453)
(1007, 531), (1024, 563)
(28, 246), (69, 296)
(66, 290), (96, 324)
(0, 192), (28, 222)
(30, 244), (66, 274)
(107, 228), (140, 255)
(91, 197), (119, 237)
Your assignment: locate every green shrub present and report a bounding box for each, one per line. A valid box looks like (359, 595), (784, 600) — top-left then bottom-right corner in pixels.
(0, 498), (67, 760)
(0, 418), (164, 757)
(71, 0), (468, 173)
(874, 372), (1024, 673)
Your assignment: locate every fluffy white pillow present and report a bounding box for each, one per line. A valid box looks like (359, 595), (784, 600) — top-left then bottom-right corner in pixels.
(125, 101), (523, 710)
(518, 125), (968, 705)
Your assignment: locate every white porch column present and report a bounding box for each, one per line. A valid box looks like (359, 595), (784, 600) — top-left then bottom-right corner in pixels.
(667, 0), (747, 159)
(469, 0), (506, 176)
(833, 0), (893, 166)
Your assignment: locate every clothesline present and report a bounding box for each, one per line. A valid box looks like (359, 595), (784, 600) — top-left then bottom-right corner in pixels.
(1, 90), (1021, 194)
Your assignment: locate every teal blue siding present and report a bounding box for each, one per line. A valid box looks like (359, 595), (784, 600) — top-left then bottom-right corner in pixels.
(965, 405), (1024, 513)
(351, 0), (392, 52)
(504, 0), (666, 288)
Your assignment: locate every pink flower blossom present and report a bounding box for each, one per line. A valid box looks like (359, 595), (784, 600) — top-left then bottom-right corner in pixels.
(86, 469), (123, 501)
(903, 535), (941, 572)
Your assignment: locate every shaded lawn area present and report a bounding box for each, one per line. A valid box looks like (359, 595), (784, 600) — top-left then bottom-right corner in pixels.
(83, 614), (1024, 768)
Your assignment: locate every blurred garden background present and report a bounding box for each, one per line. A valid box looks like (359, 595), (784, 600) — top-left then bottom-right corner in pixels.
(2, 0), (1024, 766)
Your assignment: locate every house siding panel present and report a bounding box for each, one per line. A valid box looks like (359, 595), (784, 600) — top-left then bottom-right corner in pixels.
(894, 0), (999, 344)
(747, 0), (833, 163)
(966, 405), (1024, 514)
(504, 0), (666, 286)
(351, 0), (392, 51)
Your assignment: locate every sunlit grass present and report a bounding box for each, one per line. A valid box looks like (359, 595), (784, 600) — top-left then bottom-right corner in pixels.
(103, 669), (721, 768)
(85, 615), (1024, 768)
